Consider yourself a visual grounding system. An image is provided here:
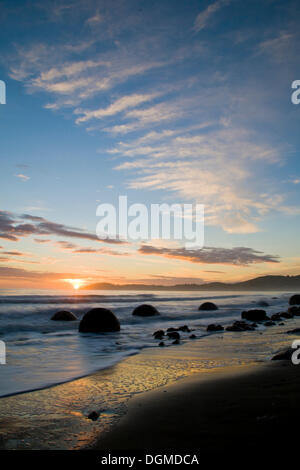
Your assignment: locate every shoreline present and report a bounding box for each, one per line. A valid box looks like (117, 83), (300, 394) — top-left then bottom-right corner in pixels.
(94, 359), (300, 452)
(0, 315), (298, 450)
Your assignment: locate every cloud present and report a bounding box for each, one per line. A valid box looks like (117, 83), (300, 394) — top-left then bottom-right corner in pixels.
(193, 0), (230, 33)
(138, 245), (280, 266)
(8, 41), (167, 109)
(75, 92), (159, 123)
(113, 123), (285, 233)
(54, 240), (129, 255)
(86, 11), (103, 26)
(14, 174), (30, 181)
(0, 211), (126, 244)
(0, 266), (75, 281)
(0, 250), (27, 256)
(257, 32), (294, 62)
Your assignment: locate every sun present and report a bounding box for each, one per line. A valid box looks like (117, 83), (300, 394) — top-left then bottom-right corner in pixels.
(63, 279), (85, 290)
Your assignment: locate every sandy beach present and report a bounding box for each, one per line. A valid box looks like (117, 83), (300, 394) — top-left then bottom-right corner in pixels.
(95, 360), (299, 453)
(0, 312), (298, 452)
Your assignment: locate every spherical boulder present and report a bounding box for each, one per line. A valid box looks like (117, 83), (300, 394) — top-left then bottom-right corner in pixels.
(132, 304), (159, 317)
(51, 310), (77, 321)
(289, 294), (300, 305)
(79, 308), (120, 333)
(241, 309), (268, 322)
(198, 302), (218, 311)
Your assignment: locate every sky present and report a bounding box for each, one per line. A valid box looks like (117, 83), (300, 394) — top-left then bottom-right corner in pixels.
(0, 0), (300, 289)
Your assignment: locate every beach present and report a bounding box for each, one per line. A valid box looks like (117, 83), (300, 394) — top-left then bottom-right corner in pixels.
(0, 290), (299, 451)
(94, 359), (300, 454)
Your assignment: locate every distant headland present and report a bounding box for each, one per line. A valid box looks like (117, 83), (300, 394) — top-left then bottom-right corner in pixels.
(83, 275), (300, 291)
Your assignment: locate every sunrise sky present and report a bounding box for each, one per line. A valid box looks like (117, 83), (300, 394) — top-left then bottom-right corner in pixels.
(0, 0), (300, 289)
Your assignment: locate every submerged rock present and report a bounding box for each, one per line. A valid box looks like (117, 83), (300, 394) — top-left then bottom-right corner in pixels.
(265, 321), (275, 327)
(257, 300), (269, 307)
(189, 334), (197, 339)
(198, 302), (218, 311)
(288, 306), (300, 316)
(207, 324), (224, 332)
(79, 308), (120, 333)
(272, 348), (294, 361)
(132, 304), (159, 317)
(271, 313), (283, 321)
(153, 330), (164, 339)
(286, 328), (300, 334)
(289, 294), (300, 305)
(280, 310), (294, 318)
(178, 325), (191, 332)
(158, 341), (165, 347)
(51, 310), (77, 321)
(226, 321), (255, 332)
(172, 339), (180, 345)
(241, 309), (268, 322)
(167, 331), (180, 340)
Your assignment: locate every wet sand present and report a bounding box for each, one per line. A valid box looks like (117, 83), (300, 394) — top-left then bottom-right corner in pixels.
(0, 319), (298, 450)
(95, 359), (300, 453)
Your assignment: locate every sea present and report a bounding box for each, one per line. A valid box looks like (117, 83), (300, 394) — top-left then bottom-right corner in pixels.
(0, 289), (293, 398)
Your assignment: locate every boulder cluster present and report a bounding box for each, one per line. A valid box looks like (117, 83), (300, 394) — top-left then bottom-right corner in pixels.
(48, 294), (300, 358)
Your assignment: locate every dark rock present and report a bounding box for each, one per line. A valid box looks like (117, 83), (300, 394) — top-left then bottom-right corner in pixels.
(258, 300), (269, 307)
(198, 302), (218, 311)
(167, 331), (180, 340)
(189, 334), (196, 339)
(206, 324), (224, 332)
(79, 308), (120, 333)
(282, 310), (294, 318)
(289, 294), (300, 305)
(265, 321), (275, 327)
(88, 411), (99, 421)
(167, 327), (178, 332)
(286, 328), (300, 334)
(132, 304), (159, 317)
(272, 348), (294, 361)
(241, 309), (268, 322)
(159, 341), (165, 347)
(178, 325), (190, 332)
(51, 310), (77, 321)
(279, 322), (285, 326)
(271, 313), (282, 321)
(288, 306), (300, 316)
(226, 321), (255, 332)
(172, 339), (180, 345)
(153, 330), (164, 339)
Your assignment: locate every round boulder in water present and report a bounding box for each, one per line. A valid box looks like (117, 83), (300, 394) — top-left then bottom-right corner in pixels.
(132, 304), (159, 317)
(241, 309), (268, 321)
(289, 294), (300, 305)
(79, 308), (120, 332)
(51, 310), (77, 321)
(198, 302), (218, 311)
